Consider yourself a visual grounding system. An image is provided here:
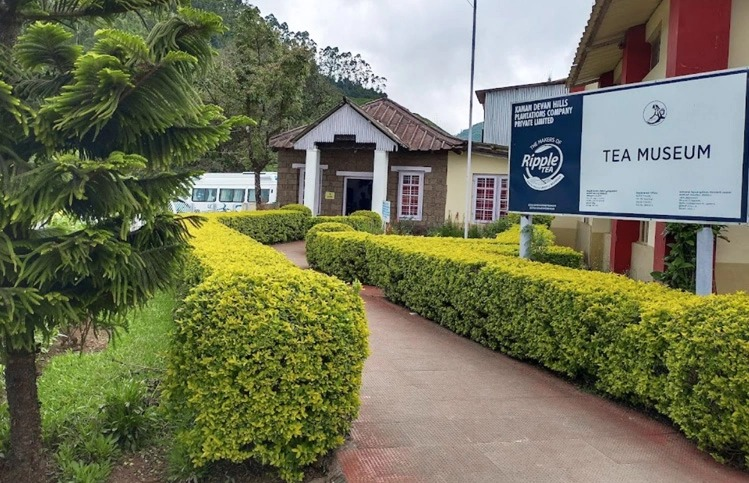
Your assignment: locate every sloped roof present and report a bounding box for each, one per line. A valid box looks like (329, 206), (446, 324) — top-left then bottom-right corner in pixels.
(269, 97), (466, 152)
(475, 78), (567, 105)
(567, 0), (662, 87)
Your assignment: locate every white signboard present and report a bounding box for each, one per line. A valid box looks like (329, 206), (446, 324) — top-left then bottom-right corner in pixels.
(510, 69), (749, 224)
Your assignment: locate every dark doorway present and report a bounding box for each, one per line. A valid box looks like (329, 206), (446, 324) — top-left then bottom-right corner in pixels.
(345, 178), (373, 215)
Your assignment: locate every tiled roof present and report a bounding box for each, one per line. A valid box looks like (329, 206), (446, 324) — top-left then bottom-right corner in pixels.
(268, 125), (307, 151)
(269, 97), (466, 152)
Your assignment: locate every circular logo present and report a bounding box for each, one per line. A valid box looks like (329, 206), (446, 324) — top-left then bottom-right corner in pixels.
(643, 101), (667, 126)
(521, 139), (565, 191)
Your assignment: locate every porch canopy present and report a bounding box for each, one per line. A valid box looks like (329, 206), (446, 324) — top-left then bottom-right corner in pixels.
(270, 97), (465, 219)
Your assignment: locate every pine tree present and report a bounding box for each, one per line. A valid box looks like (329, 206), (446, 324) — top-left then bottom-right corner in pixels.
(0, 2), (245, 480)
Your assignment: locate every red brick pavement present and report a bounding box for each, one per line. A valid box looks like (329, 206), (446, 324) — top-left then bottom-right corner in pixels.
(276, 241), (749, 483)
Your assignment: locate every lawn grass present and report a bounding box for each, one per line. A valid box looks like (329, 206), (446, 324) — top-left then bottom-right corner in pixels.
(1, 292), (176, 482)
(39, 292), (175, 442)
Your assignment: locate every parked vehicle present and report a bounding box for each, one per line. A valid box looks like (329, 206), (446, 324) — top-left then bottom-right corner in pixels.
(171, 172), (278, 213)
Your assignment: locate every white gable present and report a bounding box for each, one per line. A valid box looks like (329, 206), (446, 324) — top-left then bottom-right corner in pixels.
(293, 104), (399, 152)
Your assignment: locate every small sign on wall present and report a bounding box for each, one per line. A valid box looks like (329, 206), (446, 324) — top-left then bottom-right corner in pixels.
(325, 191), (335, 200)
(382, 200), (391, 219)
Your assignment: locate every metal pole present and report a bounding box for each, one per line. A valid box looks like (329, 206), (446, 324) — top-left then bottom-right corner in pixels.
(696, 226), (714, 296)
(519, 215), (533, 259)
(463, 0), (478, 238)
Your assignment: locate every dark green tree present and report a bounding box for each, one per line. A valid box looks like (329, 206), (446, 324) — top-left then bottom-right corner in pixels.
(0, 2), (244, 479)
(199, 6), (313, 204)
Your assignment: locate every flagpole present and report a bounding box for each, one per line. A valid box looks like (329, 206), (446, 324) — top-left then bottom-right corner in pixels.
(463, 0), (478, 238)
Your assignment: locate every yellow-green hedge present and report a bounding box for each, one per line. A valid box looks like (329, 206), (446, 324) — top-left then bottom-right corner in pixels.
(309, 211), (383, 235)
(494, 224), (556, 246)
(215, 208), (382, 244)
(165, 220), (369, 482)
(307, 231), (749, 467)
(216, 210), (309, 244)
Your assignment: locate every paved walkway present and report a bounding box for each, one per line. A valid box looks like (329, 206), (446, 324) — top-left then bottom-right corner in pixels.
(274, 241), (749, 483)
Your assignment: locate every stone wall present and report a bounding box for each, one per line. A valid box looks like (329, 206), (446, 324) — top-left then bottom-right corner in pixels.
(277, 150), (305, 207)
(387, 151), (448, 227)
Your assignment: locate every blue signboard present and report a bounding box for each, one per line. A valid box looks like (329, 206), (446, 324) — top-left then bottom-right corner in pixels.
(509, 69), (749, 224)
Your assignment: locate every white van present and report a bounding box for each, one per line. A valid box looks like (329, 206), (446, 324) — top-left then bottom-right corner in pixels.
(172, 172), (278, 213)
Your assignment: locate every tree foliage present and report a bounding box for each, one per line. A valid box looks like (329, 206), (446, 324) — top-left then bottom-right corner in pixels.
(0, 2), (245, 478)
(190, 3), (386, 175)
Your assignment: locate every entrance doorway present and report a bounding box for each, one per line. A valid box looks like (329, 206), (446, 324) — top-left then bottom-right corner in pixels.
(344, 178), (373, 215)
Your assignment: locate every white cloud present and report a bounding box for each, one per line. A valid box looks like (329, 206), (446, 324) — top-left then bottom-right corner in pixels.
(249, 0), (594, 134)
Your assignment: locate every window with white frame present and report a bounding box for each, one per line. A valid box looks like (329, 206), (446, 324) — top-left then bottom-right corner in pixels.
(397, 171), (423, 221)
(472, 175), (508, 223)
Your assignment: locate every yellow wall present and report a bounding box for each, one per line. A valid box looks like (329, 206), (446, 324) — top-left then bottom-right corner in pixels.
(550, 217), (578, 249)
(643, 0), (669, 82)
(445, 152), (508, 221)
(729, 0), (749, 67)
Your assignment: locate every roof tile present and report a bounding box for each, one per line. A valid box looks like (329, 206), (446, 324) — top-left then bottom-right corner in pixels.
(269, 97), (466, 152)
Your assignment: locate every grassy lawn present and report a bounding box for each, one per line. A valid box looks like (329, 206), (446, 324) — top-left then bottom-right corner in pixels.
(0, 292), (176, 482)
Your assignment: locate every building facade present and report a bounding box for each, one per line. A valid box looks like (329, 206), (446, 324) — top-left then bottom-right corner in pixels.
(477, 79), (568, 146)
(270, 98), (508, 227)
(555, 0), (749, 292)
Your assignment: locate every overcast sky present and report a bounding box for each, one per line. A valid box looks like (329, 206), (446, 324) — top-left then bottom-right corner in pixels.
(249, 0), (595, 134)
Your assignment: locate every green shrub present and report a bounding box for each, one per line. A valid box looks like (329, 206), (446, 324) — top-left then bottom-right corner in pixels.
(217, 210), (309, 244)
(166, 220), (369, 482)
(280, 203), (313, 216)
(305, 222), (355, 243)
(350, 210), (382, 225)
(506, 213), (555, 227)
(308, 214), (383, 235)
(100, 379), (157, 451)
(428, 217), (514, 239)
(309, 230), (749, 467)
(495, 224), (555, 246)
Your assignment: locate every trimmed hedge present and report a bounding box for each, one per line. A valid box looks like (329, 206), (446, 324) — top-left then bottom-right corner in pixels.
(166, 220), (368, 482)
(306, 233), (582, 272)
(216, 207), (381, 245)
(308, 211), (383, 235)
(217, 210), (308, 244)
(280, 203), (313, 216)
(307, 231), (749, 467)
(494, 224), (555, 246)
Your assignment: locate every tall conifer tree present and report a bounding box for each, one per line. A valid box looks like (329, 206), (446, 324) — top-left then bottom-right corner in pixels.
(0, 2), (244, 479)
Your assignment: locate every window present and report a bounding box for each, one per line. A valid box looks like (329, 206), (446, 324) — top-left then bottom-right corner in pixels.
(639, 221), (650, 244)
(192, 188), (217, 202)
(397, 172), (424, 221)
(219, 188), (245, 203)
(473, 175), (509, 223)
(649, 31), (661, 70)
(248, 188), (271, 203)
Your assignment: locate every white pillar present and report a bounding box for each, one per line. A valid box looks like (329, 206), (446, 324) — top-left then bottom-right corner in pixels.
(372, 150), (389, 222)
(304, 148), (320, 215)
(696, 226), (714, 296)
(519, 215), (533, 259)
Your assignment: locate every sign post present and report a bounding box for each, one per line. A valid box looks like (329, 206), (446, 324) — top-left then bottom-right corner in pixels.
(381, 200), (391, 231)
(696, 227), (715, 296)
(509, 69), (749, 295)
(519, 215), (532, 259)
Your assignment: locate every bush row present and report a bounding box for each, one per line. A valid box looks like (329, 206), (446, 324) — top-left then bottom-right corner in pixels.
(165, 219), (369, 482)
(215, 206), (382, 244)
(307, 231), (749, 467)
(307, 230), (583, 272)
(309, 210), (383, 235)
